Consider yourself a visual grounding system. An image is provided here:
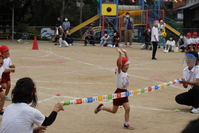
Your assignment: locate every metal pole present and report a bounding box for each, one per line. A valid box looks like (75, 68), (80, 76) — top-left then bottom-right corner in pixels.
(80, 0), (83, 36)
(12, 6), (14, 42)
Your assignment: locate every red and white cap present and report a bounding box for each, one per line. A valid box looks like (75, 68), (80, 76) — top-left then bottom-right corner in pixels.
(117, 57), (130, 66)
(0, 45), (9, 53)
(193, 32), (198, 36)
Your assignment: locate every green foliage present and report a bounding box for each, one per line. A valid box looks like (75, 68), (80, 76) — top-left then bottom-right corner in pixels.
(28, 28), (41, 39)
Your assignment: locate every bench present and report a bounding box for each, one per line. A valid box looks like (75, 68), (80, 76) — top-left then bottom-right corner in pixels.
(0, 34), (10, 39)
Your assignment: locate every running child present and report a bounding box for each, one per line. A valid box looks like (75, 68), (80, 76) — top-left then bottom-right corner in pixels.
(0, 45), (15, 101)
(0, 53), (14, 115)
(94, 47), (135, 130)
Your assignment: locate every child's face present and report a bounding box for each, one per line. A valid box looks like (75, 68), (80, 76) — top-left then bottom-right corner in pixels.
(186, 56), (195, 68)
(122, 64), (129, 72)
(2, 50), (9, 58)
(0, 56), (4, 67)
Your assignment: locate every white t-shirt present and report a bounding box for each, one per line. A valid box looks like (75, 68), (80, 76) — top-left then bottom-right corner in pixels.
(116, 70), (129, 89)
(3, 57), (12, 69)
(183, 66), (199, 89)
(165, 40), (175, 46)
(151, 26), (159, 42)
(192, 37), (199, 44)
(0, 103), (45, 133)
(186, 38), (192, 45)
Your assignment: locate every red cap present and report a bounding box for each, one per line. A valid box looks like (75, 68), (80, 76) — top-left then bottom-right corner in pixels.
(193, 32), (198, 36)
(187, 32), (192, 36)
(0, 45), (9, 53)
(117, 57), (130, 66)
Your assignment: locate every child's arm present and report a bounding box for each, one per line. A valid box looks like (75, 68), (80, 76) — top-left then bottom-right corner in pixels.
(9, 64), (15, 68)
(116, 47), (122, 73)
(121, 48), (128, 59)
(4, 68), (15, 73)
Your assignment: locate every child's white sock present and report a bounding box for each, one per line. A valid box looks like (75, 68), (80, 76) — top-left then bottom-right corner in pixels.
(100, 106), (104, 110)
(125, 122), (129, 125)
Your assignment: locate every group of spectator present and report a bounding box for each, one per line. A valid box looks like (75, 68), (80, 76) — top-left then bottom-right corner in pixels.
(84, 12), (134, 48)
(54, 17), (73, 47)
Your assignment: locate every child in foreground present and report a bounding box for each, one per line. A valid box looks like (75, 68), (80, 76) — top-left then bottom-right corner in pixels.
(94, 47), (135, 130)
(0, 77), (64, 133)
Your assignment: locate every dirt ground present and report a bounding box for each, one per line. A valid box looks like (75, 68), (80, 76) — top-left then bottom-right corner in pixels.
(0, 40), (198, 133)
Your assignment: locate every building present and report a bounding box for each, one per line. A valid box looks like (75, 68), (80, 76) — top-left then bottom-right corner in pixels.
(174, 0), (199, 28)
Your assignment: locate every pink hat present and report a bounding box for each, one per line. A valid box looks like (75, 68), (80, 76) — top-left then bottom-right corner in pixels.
(116, 57), (130, 66)
(193, 32), (198, 36)
(187, 32), (192, 36)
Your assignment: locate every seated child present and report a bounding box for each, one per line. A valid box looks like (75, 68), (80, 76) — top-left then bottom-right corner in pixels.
(164, 35), (175, 53)
(111, 30), (120, 47)
(99, 31), (110, 47)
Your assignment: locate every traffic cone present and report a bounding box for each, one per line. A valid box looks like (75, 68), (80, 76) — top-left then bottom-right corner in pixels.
(32, 36), (39, 50)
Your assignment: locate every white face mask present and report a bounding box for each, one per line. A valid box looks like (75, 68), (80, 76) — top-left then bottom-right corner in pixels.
(59, 26), (62, 29)
(180, 36), (183, 39)
(148, 29), (150, 32)
(114, 33), (116, 36)
(126, 15), (130, 18)
(65, 19), (68, 21)
(104, 34), (108, 36)
(169, 38), (173, 40)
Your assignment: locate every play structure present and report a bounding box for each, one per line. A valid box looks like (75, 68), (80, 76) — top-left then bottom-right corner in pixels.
(70, 0), (182, 42)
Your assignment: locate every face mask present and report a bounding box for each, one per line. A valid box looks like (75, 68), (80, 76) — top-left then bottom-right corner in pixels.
(148, 29), (150, 32)
(180, 36), (183, 39)
(59, 26), (62, 29)
(169, 38), (173, 40)
(104, 34), (108, 36)
(114, 33), (116, 36)
(126, 15), (130, 18)
(65, 19), (68, 21)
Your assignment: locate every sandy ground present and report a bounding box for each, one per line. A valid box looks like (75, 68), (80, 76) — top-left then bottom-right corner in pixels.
(0, 40), (198, 133)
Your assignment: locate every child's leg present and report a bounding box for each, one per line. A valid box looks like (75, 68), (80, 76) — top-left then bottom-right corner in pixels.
(5, 81), (10, 96)
(103, 105), (119, 114)
(59, 38), (62, 47)
(0, 91), (5, 111)
(123, 102), (135, 129)
(63, 40), (69, 47)
(123, 102), (130, 122)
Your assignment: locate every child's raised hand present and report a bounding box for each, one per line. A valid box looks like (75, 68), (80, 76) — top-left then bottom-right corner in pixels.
(121, 48), (126, 53)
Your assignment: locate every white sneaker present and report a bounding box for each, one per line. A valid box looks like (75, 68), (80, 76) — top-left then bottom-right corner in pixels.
(113, 45), (115, 47)
(191, 107), (199, 113)
(130, 45), (133, 48)
(166, 50), (169, 53)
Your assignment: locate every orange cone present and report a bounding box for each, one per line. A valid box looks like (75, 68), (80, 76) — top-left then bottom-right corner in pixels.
(32, 36), (39, 50)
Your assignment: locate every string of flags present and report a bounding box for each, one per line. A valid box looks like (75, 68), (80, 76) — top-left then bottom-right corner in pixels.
(61, 78), (182, 106)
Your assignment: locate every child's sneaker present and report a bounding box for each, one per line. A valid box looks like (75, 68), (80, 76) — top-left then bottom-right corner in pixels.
(191, 107), (199, 114)
(94, 104), (103, 114)
(124, 123), (135, 130)
(5, 96), (11, 101)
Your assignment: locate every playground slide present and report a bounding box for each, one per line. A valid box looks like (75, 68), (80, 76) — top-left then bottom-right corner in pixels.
(70, 14), (100, 34)
(165, 24), (180, 36)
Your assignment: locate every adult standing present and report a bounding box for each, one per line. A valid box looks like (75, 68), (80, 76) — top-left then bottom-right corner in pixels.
(124, 12), (134, 47)
(158, 19), (166, 48)
(54, 17), (62, 45)
(62, 17), (70, 32)
(151, 20), (159, 60)
(175, 51), (199, 114)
